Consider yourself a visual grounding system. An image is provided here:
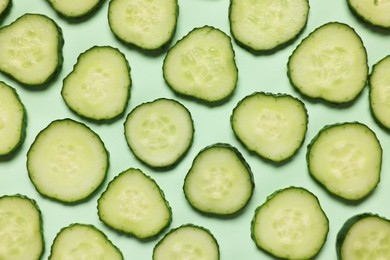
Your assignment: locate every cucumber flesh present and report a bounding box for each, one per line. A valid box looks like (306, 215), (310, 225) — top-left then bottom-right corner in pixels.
(97, 168), (172, 239)
(153, 224), (219, 260)
(251, 187), (329, 260)
(49, 0), (101, 19)
(0, 13), (63, 86)
(369, 55), (390, 129)
(62, 45), (131, 121)
(49, 223), (123, 259)
(0, 81), (26, 156)
(229, 0), (309, 52)
(231, 92), (308, 162)
(0, 195), (44, 260)
(307, 122), (382, 201)
(183, 143), (254, 216)
(288, 22), (368, 104)
(348, 0), (390, 29)
(163, 26), (238, 103)
(124, 98), (194, 168)
(27, 118), (109, 203)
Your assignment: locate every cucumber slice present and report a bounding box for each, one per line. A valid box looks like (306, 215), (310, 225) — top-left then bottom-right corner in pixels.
(49, 223), (123, 259)
(183, 143), (254, 216)
(153, 224), (219, 260)
(108, 0), (178, 51)
(336, 213), (390, 260)
(307, 122), (382, 201)
(27, 118), (109, 203)
(48, 0), (103, 20)
(347, 0), (390, 29)
(229, 0), (309, 52)
(0, 194), (44, 260)
(0, 0), (11, 21)
(97, 168), (172, 239)
(231, 92), (308, 163)
(124, 98), (194, 168)
(251, 187), (329, 260)
(0, 13), (63, 86)
(0, 81), (26, 157)
(287, 22), (368, 104)
(369, 55), (390, 130)
(163, 26), (238, 103)
(62, 46), (131, 121)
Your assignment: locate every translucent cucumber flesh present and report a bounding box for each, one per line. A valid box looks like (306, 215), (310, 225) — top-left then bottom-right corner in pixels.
(49, 0), (100, 17)
(348, 0), (390, 28)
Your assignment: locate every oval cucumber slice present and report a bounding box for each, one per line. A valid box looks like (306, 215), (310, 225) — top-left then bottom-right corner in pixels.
(49, 0), (102, 20)
(347, 0), (390, 29)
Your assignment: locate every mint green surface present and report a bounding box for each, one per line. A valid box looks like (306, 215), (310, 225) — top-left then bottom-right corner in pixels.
(0, 0), (389, 259)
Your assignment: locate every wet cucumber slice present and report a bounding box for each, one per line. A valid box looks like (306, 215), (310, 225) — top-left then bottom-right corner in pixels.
(124, 98), (194, 168)
(0, 81), (26, 157)
(229, 0), (309, 52)
(0, 13), (63, 86)
(62, 45), (131, 121)
(97, 168), (172, 239)
(153, 224), (219, 260)
(108, 0), (178, 51)
(48, 0), (103, 20)
(336, 213), (390, 260)
(231, 92), (308, 163)
(163, 25), (238, 103)
(369, 55), (390, 129)
(307, 122), (382, 201)
(27, 118), (109, 203)
(183, 143), (254, 216)
(0, 195), (44, 260)
(251, 187), (329, 260)
(287, 22), (368, 104)
(49, 223), (123, 259)
(347, 0), (390, 29)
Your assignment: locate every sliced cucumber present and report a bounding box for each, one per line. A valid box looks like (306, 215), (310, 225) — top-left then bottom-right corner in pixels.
(231, 92), (308, 163)
(0, 13), (63, 86)
(229, 0), (309, 52)
(336, 213), (390, 260)
(27, 118), (109, 203)
(307, 122), (382, 201)
(251, 187), (329, 260)
(163, 26), (238, 103)
(48, 0), (103, 20)
(0, 81), (26, 157)
(183, 143), (254, 216)
(153, 224), (219, 260)
(0, 194), (44, 260)
(124, 98), (194, 168)
(108, 0), (178, 51)
(97, 168), (172, 239)
(49, 223), (123, 259)
(369, 55), (390, 130)
(347, 0), (390, 29)
(287, 22), (368, 104)
(0, 0), (11, 21)
(62, 45), (131, 121)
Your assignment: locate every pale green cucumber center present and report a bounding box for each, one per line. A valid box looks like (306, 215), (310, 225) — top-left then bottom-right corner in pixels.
(49, 0), (100, 17)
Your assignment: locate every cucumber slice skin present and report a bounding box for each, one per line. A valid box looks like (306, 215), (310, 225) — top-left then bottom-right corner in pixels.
(0, 0), (11, 22)
(0, 194), (44, 260)
(0, 13), (64, 86)
(183, 143), (254, 216)
(287, 22), (368, 104)
(336, 213), (390, 260)
(124, 98), (194, 169)
(251, 187), (329, 260)
(163, 26), (238, 104)
(231, 91), (308, 163)
(26, 118), (109, 204)
(48, 0), (104, 21)
(49, 223), (124, 260)
(61, 45), (132, 122)
(307, 122), (382, 201)
(369, 55), (390, 130)
(108, 0), (179, 52)
(229, 0), (310, 53)
(97, 168), (172, 240)
(0, 81), (26, 157)
(347, 0), (390, 29)
(153, 224), (220, 260)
